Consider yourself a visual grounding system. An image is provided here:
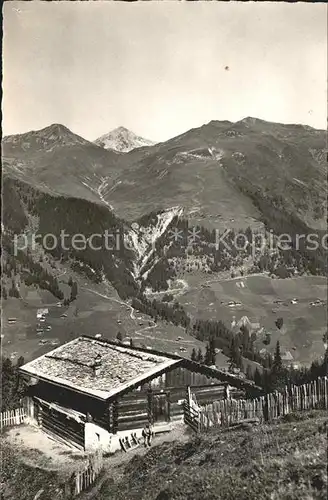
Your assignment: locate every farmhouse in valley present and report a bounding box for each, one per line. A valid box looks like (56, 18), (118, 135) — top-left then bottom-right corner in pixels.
(19, 335), (259, 452)
(36, 308), (49, 319)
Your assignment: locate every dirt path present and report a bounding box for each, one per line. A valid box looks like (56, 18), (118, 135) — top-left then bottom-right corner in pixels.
(145, 279), (189, 299)
(4, 426), (88, 474)
(204, 271), (269, 286)
(81, 286), (136, 320)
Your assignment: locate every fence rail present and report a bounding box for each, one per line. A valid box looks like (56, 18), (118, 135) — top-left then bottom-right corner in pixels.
(184, 377), (328, 433)
(72, 449), (103, 496)
(0, 408), (27, 429)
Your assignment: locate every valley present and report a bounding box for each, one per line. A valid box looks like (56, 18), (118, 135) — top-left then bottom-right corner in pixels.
(178, 274), (327, 365)
(2, 6), (327, 500)
(1, 263), (208, 366)
(2, 118), (327, 374)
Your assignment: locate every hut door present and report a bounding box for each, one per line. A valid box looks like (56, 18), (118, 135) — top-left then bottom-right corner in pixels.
(153, 392), (170, 423)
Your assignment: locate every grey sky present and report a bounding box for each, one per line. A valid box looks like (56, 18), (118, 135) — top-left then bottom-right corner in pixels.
(3, 1), (327, 142)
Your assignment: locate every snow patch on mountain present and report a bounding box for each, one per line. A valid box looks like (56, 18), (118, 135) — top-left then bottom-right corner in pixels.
(94, 126), (155, 153)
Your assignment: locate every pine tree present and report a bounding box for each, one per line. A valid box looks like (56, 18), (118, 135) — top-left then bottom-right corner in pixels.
(272, 341), (282, 372)
(70, 281), (78, 301)
(240, 324), (250, 352)
(228, 336), (242, 372)
(1, 358), (15, 410)
(191, 348), (197, 361)
(320, 346), (328, 377)
(204, 343), (211, 366)
(208, 337), (216, 366)
(196, 348), (204, 364)
(270, 341), (286, 391)
(245, 364), (253, 381)
(16, 356), (25, 368)
(275, 317), (284, 330)
(253, 367), (262, 387)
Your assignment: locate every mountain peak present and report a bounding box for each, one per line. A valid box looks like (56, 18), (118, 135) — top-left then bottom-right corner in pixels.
(240, 116), (268, 126)
(44, 123), (72, 134)
(94, 127), (155, 153)
(113, 126), (130, 133)
(3, 123), (89, 152)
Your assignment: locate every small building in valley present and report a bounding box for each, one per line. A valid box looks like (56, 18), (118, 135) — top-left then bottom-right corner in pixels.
(36, 308), (49, 319)
(281, 350), (294, 364)
(19, 335), (259, 453)
(235, 316), (261, 333)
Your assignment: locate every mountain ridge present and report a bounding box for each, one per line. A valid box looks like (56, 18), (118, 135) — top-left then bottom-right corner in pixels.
(2, 117), (327, 371)
(3, 117), (326, 232)
(3, 123), (91, 153)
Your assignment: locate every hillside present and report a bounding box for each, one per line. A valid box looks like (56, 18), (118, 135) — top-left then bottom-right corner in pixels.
(93, 412), (327, 500)
(2, 117), (327, 368)
(102, 118), (327, 231)
(94, 126), (155, 153)
(2, 124), (123, 204)
(3, 412), (326, 500)
(4, 118), (326, 231)
(2, 175), (136, 298)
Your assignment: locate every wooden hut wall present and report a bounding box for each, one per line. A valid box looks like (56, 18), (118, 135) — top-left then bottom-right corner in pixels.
(115, 387), (186, 428)
(191, 384), (245, 403)
(165, 365), (228, 388)
(115, 388), (149, 432)
(115, 365), (248, 431)
(36, 400), (85, 449)
(29, 381), (109, 429)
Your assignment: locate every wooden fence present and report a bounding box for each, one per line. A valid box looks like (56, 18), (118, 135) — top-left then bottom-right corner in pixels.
(72, 449), (103, 496)
(183, 387), (201, 433)
(184, 376), (328, 433)
(0, 408), (27, 429)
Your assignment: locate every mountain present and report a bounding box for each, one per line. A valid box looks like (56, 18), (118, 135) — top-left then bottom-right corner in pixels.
(94, 126), (155, 153)
(2, 124), (124, 204)
(2, 117), (327, 370)
(2, 123), (89, 154)
(98, 118), (327, 232)
(3, 118), (327, 283)
(4, 119), (326, 232)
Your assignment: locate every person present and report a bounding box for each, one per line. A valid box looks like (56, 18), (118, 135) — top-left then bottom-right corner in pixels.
(142, 423), (153, 447)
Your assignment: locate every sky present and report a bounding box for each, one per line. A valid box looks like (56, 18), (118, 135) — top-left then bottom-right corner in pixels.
(3, 2), (327, 142)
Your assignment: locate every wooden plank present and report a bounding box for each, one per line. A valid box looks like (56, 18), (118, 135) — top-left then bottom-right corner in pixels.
(41, 413), (84, 447)
(117, 412), (149, 422)
(117, 398), (149, 407)
(117, 421), (150, 432)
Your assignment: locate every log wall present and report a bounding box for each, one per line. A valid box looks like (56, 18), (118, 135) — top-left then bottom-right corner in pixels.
(36, 402), (85, 449)
(27, 364), (248, 437)
(114, 375), (244, 431)
(116, 390), (149, 432)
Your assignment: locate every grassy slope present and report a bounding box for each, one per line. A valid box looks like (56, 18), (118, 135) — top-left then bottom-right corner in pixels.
(1, 415), (326, 499)
(97, 412), (327, 500)
(2, 124), (123, 204)
(106, 119), (326, 229)
(2, 264), (207, 363)
(1, 444), (66, 500)
(179, 274), (327, 365)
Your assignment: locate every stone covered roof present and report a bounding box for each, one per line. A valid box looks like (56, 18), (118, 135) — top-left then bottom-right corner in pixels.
(20, 337), (180, 400)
